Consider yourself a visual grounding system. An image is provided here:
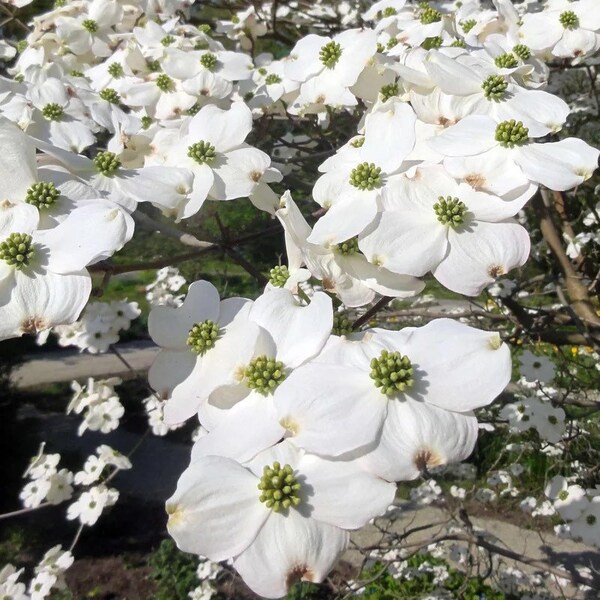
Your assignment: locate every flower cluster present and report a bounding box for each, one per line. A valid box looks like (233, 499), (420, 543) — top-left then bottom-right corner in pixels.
(145, 266), (186, 307)
(67, 377), (124, 435)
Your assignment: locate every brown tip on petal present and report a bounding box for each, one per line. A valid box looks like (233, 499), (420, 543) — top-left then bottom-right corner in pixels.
(21, 317), (48, 335)
(414, 448), (444, 472)
(286, 565), (315, 589)
(250, 170), (263, 182)
(488, 264), (506, 278)
(465, 173), (486, 189)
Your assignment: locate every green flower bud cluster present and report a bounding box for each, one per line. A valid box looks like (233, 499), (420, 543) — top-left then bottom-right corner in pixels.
(141, 115), (153, 129)
(187, 103), (201, 116)
(244, 355), (286, 394)
(186, 320), (220, 355)
(349, 162), (382, 191)
(200, 53), (218, 71)
(495, 119), (529, 147)
(382, 7), (397, 17)
(332, 312), (353, 336)
(268, 265), (289, 288)
(420, 5), (442, 24)
(0, 233), (34, 269)
(451, 39), (466, 48)
(187, 140), (217, 165)
(156, 73), (174, 92)
(494, 53), (518, 69)
(460, 18), (477, 33)
(70, 70), (84, 78)
(387, 38), (399, 49)
(16, 40), (28, 53)
(559, 10), (578, 30)
(100, 88), (120, 104)
(482, 74), (508, 101)
(82, 19), (98, 33)
(258, 462), (301, 512)
(370, 350), (414, 396)
(265, 74), (282, 85)
(350, 137), (365, 148)
(376, 42), (385, 53)
(335, 237), (360, 256)
(434, 195), (468, 226)
(161, 35), (175, 46)
(14, 74), (25, 83)
(319, 41), (342, 69)
(108, 63), (124, 78)
(230, 15), (240, 24)
(257, 67), (268, 76)
(422, 36), (443, 50)
(198, 24), (212, 33)
(25, 181), (60, 209)
(42, 103), (64, 121)
(512, 44), (531, 60)
(147, 60), (161, 72)
(379, 82), (399, 102)
(94, 151), (121, 176)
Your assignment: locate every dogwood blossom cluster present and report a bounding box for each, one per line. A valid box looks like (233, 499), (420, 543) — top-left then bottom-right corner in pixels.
(0, 0), (599, 597)
(148, 279), (512, 596)
(67, 376), (124, 435)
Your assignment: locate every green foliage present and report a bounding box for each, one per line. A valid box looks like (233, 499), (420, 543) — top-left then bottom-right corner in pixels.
(148, 539), (198, 600)
(357, 555), (507, 599)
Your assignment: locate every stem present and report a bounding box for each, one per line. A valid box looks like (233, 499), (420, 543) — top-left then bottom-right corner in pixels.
(352, 296), (393, 330)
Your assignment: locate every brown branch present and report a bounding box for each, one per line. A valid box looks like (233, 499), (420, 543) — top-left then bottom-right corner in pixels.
(352, 296), (393, 330)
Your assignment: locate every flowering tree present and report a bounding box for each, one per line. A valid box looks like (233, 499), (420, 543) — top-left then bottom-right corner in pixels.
(1, 0), (600, 598)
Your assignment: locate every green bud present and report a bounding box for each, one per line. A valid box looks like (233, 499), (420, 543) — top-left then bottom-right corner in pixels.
(141, 115), (153, 129)
(42, 103), (64, 121)
(100, 88), (120, 104)
(14, 74), (25, 83)
(422, 36), (443, 50)
(382, 7), (397, 17)
(147, 60), (161, 72)
(376, 42), (385, 53)
(319, 41), (342, 69)
(16, 40), (27, 53)
(70, 70), (84, 78)
(349, 162), (382, 191)
(94, 151), (121, 176)
(495, 119), (529, 147)
(586, 514), (596, 525)
(332, 311), (353, 336)
(265, 74), (282, 85)
(230, 15), (240, 24)
(108, 63), (124, 78)
(451, 39), (466, 48)
(558, 490), (569, 501)
(198, 24), (212, 33)
(369, 350), (414, 396)
(82, 19), (98, 34)
(350, 136), (365, 148)
(420, 4), (442, 24)
(200, 52), (218, 71)
(559, 10), (578, 30)
(244, 355), (286, 394)
(268, 265), (289, 288)
(379, 82), (399, 102)
(161, 35), (175, 46)
(187, 103), (201, 116)
(258, 462), (301, 512)
(156, 73), (174, 92)
(186, 320), (220, 355)
(481, 74), (508, 101)
(386, 38), (399, 49)
(25, 181), (60, 209)
(335, 236), (360, 256)
(434, 195), (468, 227)
(494, 53), (518, 69)
(0, 233), (35, 270)
(187, 140), (217, 165)
(461, 18), (477, 33)
(512, 44), (531, 60)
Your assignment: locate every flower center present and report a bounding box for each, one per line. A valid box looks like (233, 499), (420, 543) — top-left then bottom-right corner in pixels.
(461, 18), (477, 33)
(559, 10), (578, 30)
(422, 36), (443, 50)
(100, 88), (120, 104)
(420, 5), (442, 24)
(200, 53), (218, 71)
(558, 490), (569, 501)
(108, 63), (124, 78)
(187, 141), (217, 165)
(161, 35), (175, 46)
(42, 103), (63, 121)
(434, 195), (467, 226)
(335, 237), (360, 256)
(349, 162), (382, 191)
(332, 311), (352, 336)
(495, 119), (529, 147)
(156, 73), (174, 92)
(94, 151), (121, 176)
(512, 44), (531, 60)
(379, 82), (399, 102)
(370, 350), (414, 396)
(0, 233), (34, 269)
(265, 74), (282, 85)
(494, 53), (518, 69)
(258, 462), (301, 512)
(382, 7), (397, 17)
(319, 41), (342, 69)
(25, 181), (60, 209)
(351, 136), (365, 148)
(244, 355), (286, 394)
(82, 19), (98, 33)
(586, 514), (596, 525)
(269, 265), (289, 288)
(482, 75), (508, 101)
(186, 320), (220, 355)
